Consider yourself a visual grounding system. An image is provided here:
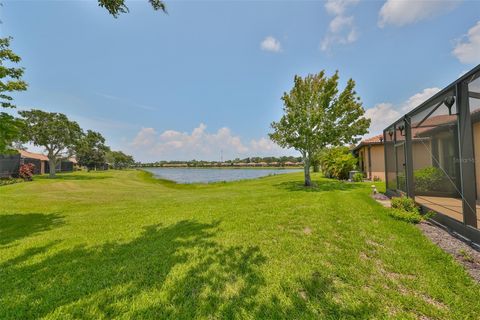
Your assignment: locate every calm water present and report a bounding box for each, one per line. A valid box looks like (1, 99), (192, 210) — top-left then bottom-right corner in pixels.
(144, 167), (301, 184)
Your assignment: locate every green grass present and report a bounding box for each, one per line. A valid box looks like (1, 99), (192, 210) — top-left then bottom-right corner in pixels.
(0, 170), (479, 319)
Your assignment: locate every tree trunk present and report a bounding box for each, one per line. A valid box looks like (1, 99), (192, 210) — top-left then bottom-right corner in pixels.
(48, 158), (56, 178)
(313, 162), (319, 173)
(303, 156), (311, 187)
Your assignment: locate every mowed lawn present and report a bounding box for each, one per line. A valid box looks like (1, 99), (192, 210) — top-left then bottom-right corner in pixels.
(1, 170), (479, 319)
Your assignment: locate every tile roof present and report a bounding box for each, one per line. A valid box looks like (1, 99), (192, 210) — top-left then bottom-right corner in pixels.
(18, 150), (49, 161)
(353, 134), (384, 151)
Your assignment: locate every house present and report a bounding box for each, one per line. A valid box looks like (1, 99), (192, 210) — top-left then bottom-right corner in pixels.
(18, 150), (49, 175)
(383, 63), (480, 243)
(352, 134), (385, 181)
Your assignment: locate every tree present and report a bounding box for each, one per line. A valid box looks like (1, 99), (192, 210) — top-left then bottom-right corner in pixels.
(106, 150), (135, 169)
(0, 37), (28, 154)
(98, 0), (166, 18)
(269, 71), (370, 186)
(19, 109), (83, 177)
(74, 130), (110, 171)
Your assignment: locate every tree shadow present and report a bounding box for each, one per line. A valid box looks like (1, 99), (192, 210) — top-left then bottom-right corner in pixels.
(0, 220), (266, 319)
(274, 180), (364, 193)
(0, 213), (64, 245)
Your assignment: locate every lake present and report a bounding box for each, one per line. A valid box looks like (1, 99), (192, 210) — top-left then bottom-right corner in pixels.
(143, 167), (301, 184)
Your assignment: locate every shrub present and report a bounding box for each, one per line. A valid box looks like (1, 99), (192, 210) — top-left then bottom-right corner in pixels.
(388, 208), (423, 224)
(318, 146), (357, 180)
(414, 166), (446, 192)
(352, 172), (363, 182)
(391, 196), (417, 212)
(19, 163), (35, 181)
(373, 176), (381, 182)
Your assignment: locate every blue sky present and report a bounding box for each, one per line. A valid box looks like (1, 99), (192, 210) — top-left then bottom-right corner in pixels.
(2, 0), (480, 161)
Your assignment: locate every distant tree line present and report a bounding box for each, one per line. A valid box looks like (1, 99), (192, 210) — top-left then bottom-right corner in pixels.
(137, 156), (303, 168)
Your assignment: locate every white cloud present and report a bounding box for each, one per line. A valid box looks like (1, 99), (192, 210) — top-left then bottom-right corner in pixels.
(260, 36), (282, 52)
(364, 87), (440, 136)
(379, 0), (461, 27)
(453, 21), (480, 64)
(129, 123), (294, 161)
(321, 0), (359, 52)
(401, 87), (441, 112)
(364, 103), (401, 136)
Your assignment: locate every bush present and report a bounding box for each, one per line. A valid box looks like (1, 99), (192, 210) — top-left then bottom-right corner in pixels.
(391, 196), (417, 212)
(19, 163), (35, 181)
(352, 172), (363, 182)
(318, 146), (357, 180)
(414, 166), (447, 192)
(388, 208), (423, 224)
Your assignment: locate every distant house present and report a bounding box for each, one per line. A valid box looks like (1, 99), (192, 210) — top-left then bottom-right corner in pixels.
(352, 134), (385, 181)
(18, 150), (49, 175)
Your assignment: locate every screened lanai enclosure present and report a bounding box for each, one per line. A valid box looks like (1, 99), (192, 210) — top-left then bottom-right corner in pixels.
(384, 65), (480, 242)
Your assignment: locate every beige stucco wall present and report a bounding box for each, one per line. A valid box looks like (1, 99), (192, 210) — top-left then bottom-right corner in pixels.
(357, 144), (385, 181)
(412, 140), (433, 170)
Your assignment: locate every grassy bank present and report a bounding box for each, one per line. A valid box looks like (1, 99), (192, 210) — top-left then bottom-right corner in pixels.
(0, 170), (479, 319)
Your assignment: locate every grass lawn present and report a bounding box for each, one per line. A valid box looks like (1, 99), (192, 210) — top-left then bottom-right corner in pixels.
(1, 170), (479, 319)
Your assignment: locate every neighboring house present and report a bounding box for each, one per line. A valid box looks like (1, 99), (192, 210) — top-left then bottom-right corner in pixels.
(18, 150), (49, 175)
(352, 134), (385, 181)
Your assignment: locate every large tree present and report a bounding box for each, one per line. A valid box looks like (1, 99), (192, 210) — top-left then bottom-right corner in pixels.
(106, 150), (135, 169)
(269, 71), (370, 186)
(0, 37), (28, 154)
(19, 109), (83, 177)
(74, 130), (110, 171)
(99, 0), (166, 17)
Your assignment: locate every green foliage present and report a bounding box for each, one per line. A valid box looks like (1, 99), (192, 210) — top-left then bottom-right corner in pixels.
(98, 0), (166, 18)
(74, 130), (110, 171)
(389, 196), (433, 224)
(391, 196), (417, 212)
(0, 177), (22, 186)
(0, 37), (28, 153)
(352, 172), (363, 182)
(106, 150), (135, 169)
(318, 146), (357, 180)
(0, 113), (23, 154)
(0, 37), (28, 109)
(388, 208), (423, 224)
(19, 109), (83, 177)
(414, 166), (447, 192)
(269, 70), (370, 186)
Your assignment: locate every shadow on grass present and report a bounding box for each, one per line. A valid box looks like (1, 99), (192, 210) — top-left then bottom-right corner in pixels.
(0, 220), (266, 319)
(0, 213), (64, 245)
(274, 180), (364, 192)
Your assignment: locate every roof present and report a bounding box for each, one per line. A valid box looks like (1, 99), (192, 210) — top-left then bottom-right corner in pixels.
(352, 134), (384, 151)
(18, 150), (49, 161)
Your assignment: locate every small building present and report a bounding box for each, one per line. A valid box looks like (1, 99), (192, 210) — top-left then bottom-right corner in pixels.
(18, 150), (49, 175)
(352, 134), (385, 181)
